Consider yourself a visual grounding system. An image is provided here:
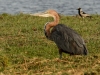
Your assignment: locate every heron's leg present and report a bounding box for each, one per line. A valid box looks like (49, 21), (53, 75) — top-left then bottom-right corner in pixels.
(59, 49), (62, 59)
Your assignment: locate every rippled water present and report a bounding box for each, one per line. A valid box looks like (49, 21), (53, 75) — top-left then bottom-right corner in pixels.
(0, 0), (100, 15)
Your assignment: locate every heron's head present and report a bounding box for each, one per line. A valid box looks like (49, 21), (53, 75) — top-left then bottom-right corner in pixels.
(37, 9), (60, 18)
(44, 10), (58, 16)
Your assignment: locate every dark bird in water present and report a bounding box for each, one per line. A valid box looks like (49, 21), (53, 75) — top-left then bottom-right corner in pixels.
(40, 9), (88, 58)
(77, 8), (91, 18)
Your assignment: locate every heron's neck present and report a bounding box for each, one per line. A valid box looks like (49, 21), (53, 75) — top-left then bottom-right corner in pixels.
(52, 14), (59, 25)
(45, 14), (59, 37)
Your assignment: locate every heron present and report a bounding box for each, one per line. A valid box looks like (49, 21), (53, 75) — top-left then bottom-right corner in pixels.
(77, 8), (91, 18)
(39, 9), (88, 58)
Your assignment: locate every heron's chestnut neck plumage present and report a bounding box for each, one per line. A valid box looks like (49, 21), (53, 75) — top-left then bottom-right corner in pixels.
(45, 10), (60, 37)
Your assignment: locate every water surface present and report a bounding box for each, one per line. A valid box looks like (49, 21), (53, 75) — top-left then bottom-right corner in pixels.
(0, 0), (100, 15)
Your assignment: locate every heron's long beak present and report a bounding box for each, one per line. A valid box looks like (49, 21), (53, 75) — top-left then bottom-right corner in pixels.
(30, 11), (51, 17)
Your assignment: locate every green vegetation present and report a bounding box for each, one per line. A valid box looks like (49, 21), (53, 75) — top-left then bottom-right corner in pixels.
(0, 13), (100, 75)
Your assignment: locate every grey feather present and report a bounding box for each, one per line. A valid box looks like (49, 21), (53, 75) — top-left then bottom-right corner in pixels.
(49, 24), (88, 55)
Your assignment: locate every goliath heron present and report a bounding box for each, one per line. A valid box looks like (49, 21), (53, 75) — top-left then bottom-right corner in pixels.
(39, 9), (88, 58)
(77, 8), (91, 18)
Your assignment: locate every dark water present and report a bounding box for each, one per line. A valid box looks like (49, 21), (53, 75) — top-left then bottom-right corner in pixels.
(0, 0), (100, 15)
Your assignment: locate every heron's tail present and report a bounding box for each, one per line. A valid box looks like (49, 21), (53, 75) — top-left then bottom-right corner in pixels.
(83, 45), (88, 55)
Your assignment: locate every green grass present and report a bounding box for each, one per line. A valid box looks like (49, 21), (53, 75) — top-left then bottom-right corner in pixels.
(0, 13), (100, 75)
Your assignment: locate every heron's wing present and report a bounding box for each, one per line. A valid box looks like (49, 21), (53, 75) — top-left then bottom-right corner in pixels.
(64, 25), (85, 47)
(50, 24), (84, 51)
(71, 31), (85, 47)
(50, 27), (69, 51)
